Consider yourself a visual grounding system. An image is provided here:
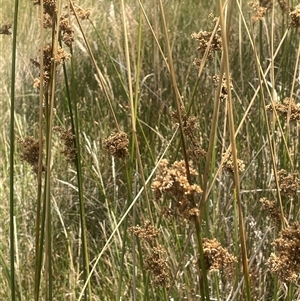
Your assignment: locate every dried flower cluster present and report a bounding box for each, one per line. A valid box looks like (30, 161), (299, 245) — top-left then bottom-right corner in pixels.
(290, 4), (300, 28)
(18, 136), (45, 174)
(268, 223), (300, 283)
(248, 1), (269, 22)
(278, 169), (300, 197)
(222, 150), (245, 174)
(31, 44), (71, 88)
(144, 246), (170, 287)
(213, 74), (233, 102)
(103, 131), (129, 159)
(172, 107), (206, 162)
(128, 220), (160, 243)
(266, 98), (300, 122)
(196, 238), (237, 271)
(0, 23), (12, 35)
(59, 14), (74, 48)
(31, 0), (89, 88)
(33, 0), (89, 47)
(151, 159), (202, 220)
(36, 0), (56, 16)
(259, 197), (281, 225)
(129, 222), (169, 287)
(192, 16), (222, 65)
(70, 5), (91, 20)
(54, 127), (77, 163)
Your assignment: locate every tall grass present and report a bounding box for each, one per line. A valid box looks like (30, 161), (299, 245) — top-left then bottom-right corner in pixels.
(1, 0), (300, 300)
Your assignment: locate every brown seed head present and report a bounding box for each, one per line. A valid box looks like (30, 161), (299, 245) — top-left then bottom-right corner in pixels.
(278, 169), (300, 197)
(18, 136), (46, 174)
(268, 223), (300, 283)
(196, 238), (237, 271)
(128, 221), (160, 243)
(54, 127), (77, 163)
(222, 150), (245, 174)
(0, 23), (12, 35)
(144, 246), (169, 287)
(266, 98), (300, 122)
(259, 197), (282, 225)
(290, 4), (300, 28)
(103, 131), (129, 159)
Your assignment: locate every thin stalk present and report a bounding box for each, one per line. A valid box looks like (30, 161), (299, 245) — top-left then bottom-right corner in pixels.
(44, 3), (62, 298)
(218, 1), (251, 300)
(287, 44), (300, 129)
(69, 54), (92, 301)
(233, 191), (240, 291)
(10, 0), (19, 299)
(35, 1), (46, 299)
(116, 159), (133, 301)
(131, 6), (144, 300)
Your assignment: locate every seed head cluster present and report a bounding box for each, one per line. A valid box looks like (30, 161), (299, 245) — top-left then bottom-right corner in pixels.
(213, 74), (233, 102)
(248, 1), (270, 22)
(259, 197), (281, 225)
(192, 16), (222, 66)
(54, 127), (77, 163)
(31, 44), (71, 88)
(0, 23), (12, 35)
(70, 5), (91, 20)
(196, 238), (237, 271)
(278, 169), (300, 198)
(129, 222), (169, 287)
(144, 246), (169, 287)
(222, 150), (245, 174)
(18, 136), (46, 174)
(290, 4), (300, 28)
(128, 220), (160, 243)
(268, 223), (300, 283)
(103, 131), (129, 159)
(172, 107), (206, 162)
(31, 1), (89, 88)
(59, 14), (74, 48)
(151, 159), (202, 201)
(266, 98), (300, 122)
(151, 159), (202, 220)
(32, 0), (56, 16)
